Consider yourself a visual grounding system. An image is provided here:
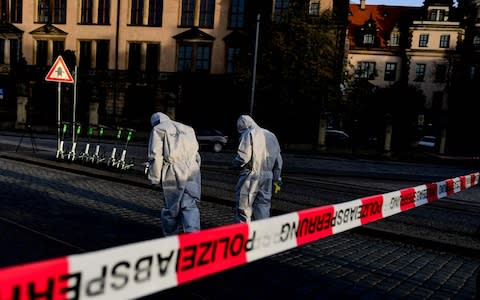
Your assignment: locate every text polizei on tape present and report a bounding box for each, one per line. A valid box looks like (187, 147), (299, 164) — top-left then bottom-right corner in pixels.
(0, 172), (478, 300)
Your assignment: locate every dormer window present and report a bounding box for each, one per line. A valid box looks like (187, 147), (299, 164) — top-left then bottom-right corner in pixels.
(360, 15), (378, 47)
(438, 10), (445, 21)
(389, 29), (400, 47)
(363, 33), (374, 45)
(428, 9), (447, 21)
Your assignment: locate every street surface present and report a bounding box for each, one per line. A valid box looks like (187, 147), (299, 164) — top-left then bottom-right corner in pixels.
(0, 133), (479, 299)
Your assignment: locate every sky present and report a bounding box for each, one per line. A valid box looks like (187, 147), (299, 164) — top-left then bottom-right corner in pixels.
(350, 0), (424, 7)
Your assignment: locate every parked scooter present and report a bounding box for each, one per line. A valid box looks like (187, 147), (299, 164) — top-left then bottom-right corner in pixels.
(91, 124), (108, 164)
(67, 122), (82, 161)
(106, 127), (123, 168)
(78, 124), (94, 163)
(115, 128), (136, 171)
(56, 122), (69, 160)
(108, 127), (136, 171)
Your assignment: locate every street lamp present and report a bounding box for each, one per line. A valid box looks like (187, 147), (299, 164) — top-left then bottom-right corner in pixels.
(249, 13), (260, 116)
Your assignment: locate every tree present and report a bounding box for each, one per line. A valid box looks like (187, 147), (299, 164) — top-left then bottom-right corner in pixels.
(253, 0), (343, 144)
(352, 81), (425, 152)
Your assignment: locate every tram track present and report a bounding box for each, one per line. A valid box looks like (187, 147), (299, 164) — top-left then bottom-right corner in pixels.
(201, 167), (480, 258)
(1, 153), (479, 270)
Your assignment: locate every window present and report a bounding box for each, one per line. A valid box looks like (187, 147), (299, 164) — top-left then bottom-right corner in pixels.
(180, 0), (194, 27)
(419, 34), (428, 47)
(180, 0), (213, 28)
(36, 40), (48, 66)
(0, 38), (20, 65)
(9, 39), (18, 63)
(439, 35), (450, 48)
(309, 1), (320, 16)
(434, 64), (447, 82)
(81, 0), (93, 24)
(363, 33), (374, 45)
(415, 63), (426, 82)
(33, 37), (66, 66)
(128, 42), (142, 71)
(389, 32), (400, 47)
(177, 43), (211, 73)
(38, 0), (50, 22)
(66, 40), (109, 70)
(9, 0), (22, 23)
(469, 65), (480, 80)
(226, 47), (240, 73)
(473, 35), (480, 47)
(384, 63), (397, 81)
(228, 0), (245, 29)
(96, 40), (109, 69)
(37, 0), (66, 23)
(145, 43), (160, 73)
(98, 0), (110, 24)
(148, 0), (162, 26)
(79, 40), (92, 70)
(199, 0), (214, 28)
(195, 45), (210, 72)
(274, 0), (289, 22)
(438, 10), (445, 21)
(52, 0), (66, 23)
(0, 39), (4, 64)
(130, 0), (144, 25)
(177, 45), (192, 71)
(0, 0), (7, 22)
(357, 61), (375, 79)
(428, 9), (446, 21)
(52, 40), (64, 59)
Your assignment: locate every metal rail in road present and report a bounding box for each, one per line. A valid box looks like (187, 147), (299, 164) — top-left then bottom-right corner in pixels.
(1, 135), (480, 299)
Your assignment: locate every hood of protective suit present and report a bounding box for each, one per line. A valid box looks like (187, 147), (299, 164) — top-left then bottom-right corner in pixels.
(150, 112), (170, 127)
(237, 115), (257, 133)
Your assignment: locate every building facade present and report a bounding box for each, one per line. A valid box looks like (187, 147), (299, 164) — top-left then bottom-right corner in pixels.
(0, 0), (338, 135)
(345, 0), (470, 154)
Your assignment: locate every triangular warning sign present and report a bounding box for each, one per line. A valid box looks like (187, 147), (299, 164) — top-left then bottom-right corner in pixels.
(45, 56), (74, 83)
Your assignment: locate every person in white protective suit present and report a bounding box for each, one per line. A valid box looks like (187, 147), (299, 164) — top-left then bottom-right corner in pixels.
(147, 112), (202, 236)
(232, 115), (283, 223)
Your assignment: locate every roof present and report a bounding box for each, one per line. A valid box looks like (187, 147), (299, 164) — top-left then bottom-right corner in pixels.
(348, 4), (421, 48)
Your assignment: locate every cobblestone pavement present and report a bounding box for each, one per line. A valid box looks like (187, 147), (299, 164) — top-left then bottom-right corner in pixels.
(0, 150), (479, 299)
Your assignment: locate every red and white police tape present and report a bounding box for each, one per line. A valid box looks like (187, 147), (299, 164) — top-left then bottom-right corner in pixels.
(1, 172), (478, 300)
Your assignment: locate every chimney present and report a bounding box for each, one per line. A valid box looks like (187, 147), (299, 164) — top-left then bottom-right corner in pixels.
(360, 0), (366, 10)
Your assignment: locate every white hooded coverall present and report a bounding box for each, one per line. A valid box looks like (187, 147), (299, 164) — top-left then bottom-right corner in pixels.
(232, 115), (283, 222)
(148, 112), (201, 236)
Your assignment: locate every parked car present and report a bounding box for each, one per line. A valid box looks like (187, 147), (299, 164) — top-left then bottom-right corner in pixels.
(326, 129), (350, 145)
(417, 135), (436, 149)
(195, 128), (229, 152)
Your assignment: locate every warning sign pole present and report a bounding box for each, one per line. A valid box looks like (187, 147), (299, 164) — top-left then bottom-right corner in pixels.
(72, 65), (78, 148)
(56, 82), (61, 154)
(45, 56), (74, 155)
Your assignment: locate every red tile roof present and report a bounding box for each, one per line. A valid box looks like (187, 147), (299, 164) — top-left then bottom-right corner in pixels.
(348, 4), (421, 48)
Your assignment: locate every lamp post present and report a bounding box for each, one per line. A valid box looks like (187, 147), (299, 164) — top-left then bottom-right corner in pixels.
(249, 13), (260, 116)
